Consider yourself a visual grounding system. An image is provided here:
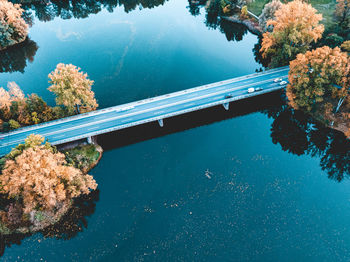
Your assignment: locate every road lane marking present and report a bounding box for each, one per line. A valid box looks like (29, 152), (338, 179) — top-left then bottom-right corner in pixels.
(1, 81), (286, 147)
(0, 68), (290, 137)
(0, 79), (287, 147)
(54, 134), (65, 139)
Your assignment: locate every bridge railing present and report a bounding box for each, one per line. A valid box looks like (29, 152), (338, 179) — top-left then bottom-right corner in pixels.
(0, 66), (289, 138)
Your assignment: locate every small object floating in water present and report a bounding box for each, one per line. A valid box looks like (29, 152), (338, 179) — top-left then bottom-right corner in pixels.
(205, 169), (212, 179)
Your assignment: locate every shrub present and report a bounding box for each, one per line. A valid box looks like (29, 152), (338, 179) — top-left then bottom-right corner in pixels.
(8, 119), (20, 129)
(0, 82), (68, 131)
(240, 5), (248, 19)
(324, 34), (344, 48)
(341, 40), (350, 52)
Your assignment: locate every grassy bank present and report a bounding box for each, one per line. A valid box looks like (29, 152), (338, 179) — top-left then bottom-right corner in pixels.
(247, 0), (337, 29)
(64, 144), (103, 173)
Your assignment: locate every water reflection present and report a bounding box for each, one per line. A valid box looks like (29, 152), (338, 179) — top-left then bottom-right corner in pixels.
(0, 190), (99, 256)
(204, 1), (248, 42)
(13, 0), (249, 43)
(42, 189), (100, 240)
(97, 92), (283, 150)
(0, 38), (38, 73)
(265, 104), (350, 182)
(186, 0), (207, 16)
(252, 35), (269, 68)
(11, 0), (169, 22)
(98, 91), (350, 183)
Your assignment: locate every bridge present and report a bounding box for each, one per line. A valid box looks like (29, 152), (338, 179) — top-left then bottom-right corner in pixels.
(0, 66), (289, 156)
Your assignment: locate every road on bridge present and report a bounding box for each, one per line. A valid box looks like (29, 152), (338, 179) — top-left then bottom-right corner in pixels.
(0, 67), (289, 156)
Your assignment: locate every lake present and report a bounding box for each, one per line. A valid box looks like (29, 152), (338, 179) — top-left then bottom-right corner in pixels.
(1, 0), (350, 261)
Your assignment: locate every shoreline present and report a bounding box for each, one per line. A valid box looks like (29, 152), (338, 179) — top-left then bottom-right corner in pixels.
(0, 141), (103, 235)
(221, 14), (262, 36)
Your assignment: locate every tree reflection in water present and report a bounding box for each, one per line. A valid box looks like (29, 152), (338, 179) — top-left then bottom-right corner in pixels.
(186, 0), (207, 16)
(252, 35), (270, 68)
(0, 190), (99, 257)
(265, 104), (350, 182)
(204, 1), (248, 42)
(42, 189), (100, 240)
(12, 0), (249, 43)
(11, 0), (169, 21)
(0, 38), (38, 73)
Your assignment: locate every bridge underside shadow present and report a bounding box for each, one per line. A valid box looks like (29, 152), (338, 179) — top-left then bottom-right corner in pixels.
(96, 91), (285, 151)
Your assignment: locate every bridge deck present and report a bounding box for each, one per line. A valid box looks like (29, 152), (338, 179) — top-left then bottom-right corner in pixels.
(0, 67), (289, 156)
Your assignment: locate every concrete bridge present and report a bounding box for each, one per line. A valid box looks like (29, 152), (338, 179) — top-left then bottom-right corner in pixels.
(0, 66), (289, 156)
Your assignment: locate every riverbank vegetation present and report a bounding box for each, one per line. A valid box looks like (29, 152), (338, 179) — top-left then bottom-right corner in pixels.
(287, 46), (350, 135)
(0, 135), (98, 235)
(64, 144), (103, 174)
(0, 63), (97, 132)
(255, 0), (349, 137)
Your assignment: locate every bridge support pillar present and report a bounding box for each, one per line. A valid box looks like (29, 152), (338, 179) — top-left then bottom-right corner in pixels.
(158, 119), (164, 127)
(87, 136), (92, 144)
(223, 103), (229, 111)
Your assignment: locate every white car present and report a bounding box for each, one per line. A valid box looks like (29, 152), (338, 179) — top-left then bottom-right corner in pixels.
(115, 105), (135, 112)
(274, 78), (282, 82)
(279, 81), (287, 86)
(247, 88), (255, 93)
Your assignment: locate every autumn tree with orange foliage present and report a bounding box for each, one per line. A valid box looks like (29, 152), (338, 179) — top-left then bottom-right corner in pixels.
(287, 46), (350, 134)
(260, 0), (324, 68)
(48, 63), (98, 115)
(0, 0), (28, 50)
(0, 81), (24, 112)
(0, 135), (97, 216)
(0, 82), (66, 131)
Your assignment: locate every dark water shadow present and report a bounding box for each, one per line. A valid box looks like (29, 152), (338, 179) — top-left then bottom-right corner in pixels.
(204, 1), (248, 42)
(264, 104), (350, 182)
(97, 91), (285, 150)
(0, 38), (38, 74)
(252, 35), (269, 69)
(0, 190), (99, 257)
(98, 91), (350, 183)
(186, 0), (207, 16)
